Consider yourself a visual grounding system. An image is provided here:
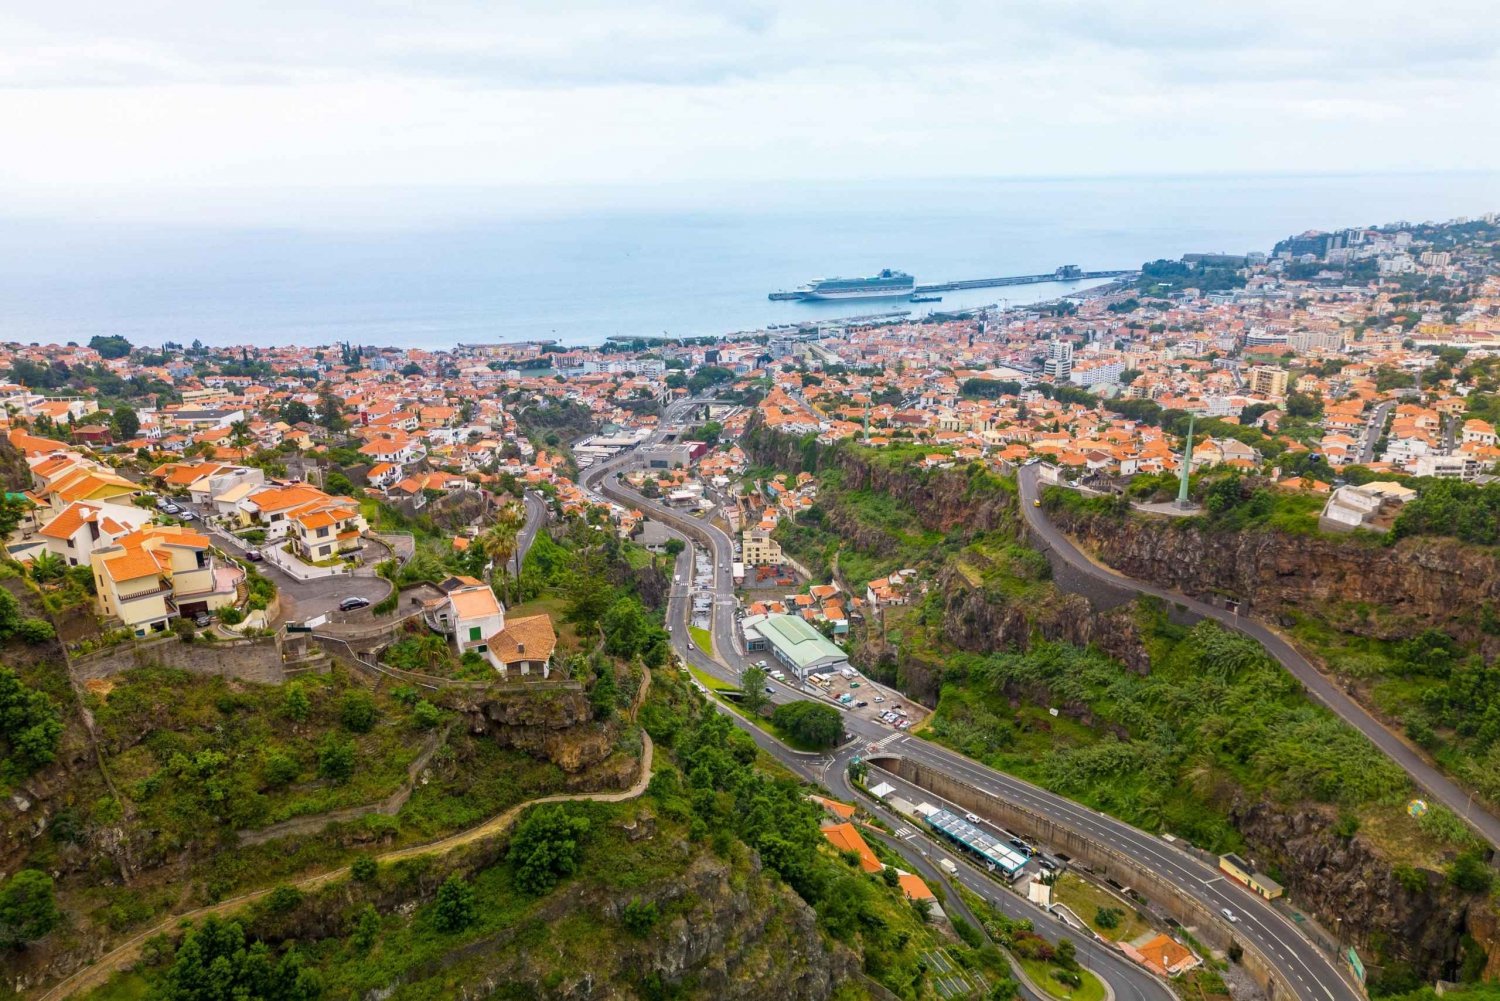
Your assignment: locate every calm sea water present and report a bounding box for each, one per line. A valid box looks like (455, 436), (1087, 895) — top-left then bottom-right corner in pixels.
(1, 173), (1496, 350)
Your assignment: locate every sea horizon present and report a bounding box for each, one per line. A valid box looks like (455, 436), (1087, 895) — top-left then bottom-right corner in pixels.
(1, 170), (1496, 352)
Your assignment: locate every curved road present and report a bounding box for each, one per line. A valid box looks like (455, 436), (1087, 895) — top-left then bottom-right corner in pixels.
(581, 430), (1361, 1001)
(1017, 465), (1500, 849)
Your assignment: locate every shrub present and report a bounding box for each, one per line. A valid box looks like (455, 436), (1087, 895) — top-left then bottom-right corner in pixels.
(433, 875), (474, 932)
(0, 668), (63, 776)
(372, 593), (398, 617)
(219, 607), (244, 626)
(350, 903), (379, 952)
(266, 885), (302, 914)
(621, 897), (659, 936)
(317, 734), (355, 783)
(16, 618), (55, 644)
(412, 700), (442, 730)
(1094, 906), (1123, 930)
(339, 690), (378, 733)
(282, 683), (311, 722)
(350, 857), (378, 883)
(262, 752), (299, 788)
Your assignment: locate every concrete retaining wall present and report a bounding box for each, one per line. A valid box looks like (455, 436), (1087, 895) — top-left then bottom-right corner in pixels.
(868, 756), (1300, 1001)
(70, 633), (288, 685)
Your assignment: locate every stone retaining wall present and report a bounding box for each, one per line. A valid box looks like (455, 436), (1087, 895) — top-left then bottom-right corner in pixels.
(70, 633), (288, 685)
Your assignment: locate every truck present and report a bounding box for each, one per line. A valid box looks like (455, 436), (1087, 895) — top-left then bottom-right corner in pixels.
(939, 859), (958, 876)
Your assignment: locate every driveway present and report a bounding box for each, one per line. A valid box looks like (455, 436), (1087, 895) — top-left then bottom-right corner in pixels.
(205, 520), (393, 626)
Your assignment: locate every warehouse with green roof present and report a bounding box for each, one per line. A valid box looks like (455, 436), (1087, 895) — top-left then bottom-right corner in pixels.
(740, 612), (850, 679)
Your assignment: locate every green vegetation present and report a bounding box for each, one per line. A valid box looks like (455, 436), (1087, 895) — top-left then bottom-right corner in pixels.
(0, 869), (61, 947)
(770, 700), (844, 748)
(926, 611), (1413, 853)
(0, 665), (64, 779)
(688, 624), (713, 656)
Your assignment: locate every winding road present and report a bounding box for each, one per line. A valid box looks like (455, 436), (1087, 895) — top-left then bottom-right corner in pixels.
(1017, 464), (1500, 849)
(579, 418), (1364, 1001)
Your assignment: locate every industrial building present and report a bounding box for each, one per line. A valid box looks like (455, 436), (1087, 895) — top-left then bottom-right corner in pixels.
(1218, 853), (1284, 900)
(923, 808), (1029, 875)
(740, 612), (849, 678)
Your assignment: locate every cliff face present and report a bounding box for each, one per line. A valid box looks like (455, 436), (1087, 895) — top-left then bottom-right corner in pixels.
(1053, 509), (1500, 647)
(1232, 799), (1500, 979)
(463, 687), (628, 781)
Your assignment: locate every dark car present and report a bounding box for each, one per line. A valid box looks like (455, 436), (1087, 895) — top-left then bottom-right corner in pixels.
(244, 551), (264, 562)
(338, 596), (372, 612)
(855, 700), (868, 708)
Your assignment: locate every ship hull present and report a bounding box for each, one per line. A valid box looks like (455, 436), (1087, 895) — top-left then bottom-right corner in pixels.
(798, 286), (916, 301)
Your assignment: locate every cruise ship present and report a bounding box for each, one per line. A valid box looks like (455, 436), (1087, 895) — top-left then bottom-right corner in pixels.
(770, 269), (916, 301)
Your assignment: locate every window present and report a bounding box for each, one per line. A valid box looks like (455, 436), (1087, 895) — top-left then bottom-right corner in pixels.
(468, 626), (482, 641)
(317, 526), (329, 538)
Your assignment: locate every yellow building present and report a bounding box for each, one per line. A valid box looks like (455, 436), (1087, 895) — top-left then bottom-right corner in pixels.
(741, 527), (783, 567)
(1247, 366), (1289, 399)
(1218, 853), (1284, 900)
(91, 526), (243, 636)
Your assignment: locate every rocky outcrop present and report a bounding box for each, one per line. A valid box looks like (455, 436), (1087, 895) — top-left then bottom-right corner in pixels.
(462, 688), (623, 776)
(1232, 799), (1495, 980)
(1054, 509), (1500, 648)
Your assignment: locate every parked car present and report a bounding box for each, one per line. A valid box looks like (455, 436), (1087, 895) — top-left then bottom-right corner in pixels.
(873, 695), (885, 703)
(244, 551), (264, 562)
(162, 503), (181, 515)
(855, 700), (868, 708)
(964, 812), (981, 824)
(338, 596), (371, 612)
(194, 614), (212, 627)
(180, 511), (197, 521)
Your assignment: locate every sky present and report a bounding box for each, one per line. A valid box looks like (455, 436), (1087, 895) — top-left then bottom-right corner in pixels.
(3, 0), (1499, 225)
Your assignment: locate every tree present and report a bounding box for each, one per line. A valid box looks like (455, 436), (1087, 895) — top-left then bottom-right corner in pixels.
(88, 335), (132, 359)
(478, 502), (526, 600)
(349, 904), (379, 952)
(433, 875), (475, 932)
(589, 666), (618, 720)
(27, 550), (66, 585)
(153, 916), (319, 1000)
(317, 734), (355, 783)
(0, 869), (61, 947)
(739, 665), (769, 715)
(510, 805), (591, 895)
(281, 400), (313, 426)
(663, 538), (685, 558)
(282, 683), (311, 722)
(111, 405), (140, 440)
(0, 667), (63, 777)
(316, 386), (346, 432)
(621, 897), (659, 936)
(770, 701), (842, 747)
(228, 419), (253, 452)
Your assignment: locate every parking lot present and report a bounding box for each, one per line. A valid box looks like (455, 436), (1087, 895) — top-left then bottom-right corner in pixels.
(804, 667), (930, 730)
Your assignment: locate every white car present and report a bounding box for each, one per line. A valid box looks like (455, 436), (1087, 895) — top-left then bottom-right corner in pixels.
(1221, 908), (1239, 923)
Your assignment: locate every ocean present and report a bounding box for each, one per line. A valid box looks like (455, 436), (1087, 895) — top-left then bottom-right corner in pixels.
(1, 172), (1496, 350)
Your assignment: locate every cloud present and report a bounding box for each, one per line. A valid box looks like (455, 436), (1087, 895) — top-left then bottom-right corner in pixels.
(0, 0), (1496, 222)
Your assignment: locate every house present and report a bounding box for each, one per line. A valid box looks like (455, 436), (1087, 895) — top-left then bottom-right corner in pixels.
(90, 525), (243, 636)
(820, 821), (883, 874)
(1122, 934), (1202, 978)
(425, 577), (558, 675)
(34, 501), (148, 566)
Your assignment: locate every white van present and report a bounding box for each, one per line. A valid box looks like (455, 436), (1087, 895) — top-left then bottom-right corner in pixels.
(939, 859), (958, 876)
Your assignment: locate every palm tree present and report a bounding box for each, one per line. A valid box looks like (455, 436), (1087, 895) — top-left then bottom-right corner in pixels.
(28, 550), (66, 584)
(228, 420), (252, 453)
(479, 500), (527, 603)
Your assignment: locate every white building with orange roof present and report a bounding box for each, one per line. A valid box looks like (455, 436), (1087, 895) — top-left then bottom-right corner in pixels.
(426, 576), (558, 675)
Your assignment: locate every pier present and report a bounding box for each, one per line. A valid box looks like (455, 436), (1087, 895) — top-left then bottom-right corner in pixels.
(769, 265), (1138, 300)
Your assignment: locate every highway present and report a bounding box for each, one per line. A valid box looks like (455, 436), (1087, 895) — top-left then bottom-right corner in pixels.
(577, 409), (1363, 1001)
(1017, 464), (1500, 849)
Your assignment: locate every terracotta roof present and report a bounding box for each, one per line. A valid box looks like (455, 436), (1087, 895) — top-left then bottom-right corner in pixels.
(820, 822), (882, 874)
(100, 549), (164, 582)
(488, 613), (557, 666)
(449, 586), (502, 620)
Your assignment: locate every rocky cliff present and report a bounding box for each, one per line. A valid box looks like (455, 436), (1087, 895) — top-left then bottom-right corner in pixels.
(462, 686), (635, 787)
(1052, 508), (1500, 649)
(1232, 799), (1499, 982)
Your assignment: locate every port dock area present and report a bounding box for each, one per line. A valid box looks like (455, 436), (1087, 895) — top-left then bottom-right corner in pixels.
(768, 265), (1137, 300)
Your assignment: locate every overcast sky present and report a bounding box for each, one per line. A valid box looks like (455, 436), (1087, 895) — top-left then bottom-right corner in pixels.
(3, 0), (1498, 224)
